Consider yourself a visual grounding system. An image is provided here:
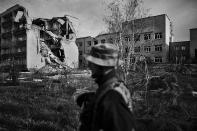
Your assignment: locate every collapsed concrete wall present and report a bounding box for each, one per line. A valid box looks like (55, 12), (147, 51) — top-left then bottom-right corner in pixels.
(26, 25), (45, 69)
(15, 9), (79, 70)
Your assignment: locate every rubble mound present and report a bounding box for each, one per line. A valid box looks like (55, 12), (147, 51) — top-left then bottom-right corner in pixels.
(36, 65), (66, 76)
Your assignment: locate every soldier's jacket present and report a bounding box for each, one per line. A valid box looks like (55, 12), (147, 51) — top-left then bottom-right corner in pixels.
(79, 69), (136, 131)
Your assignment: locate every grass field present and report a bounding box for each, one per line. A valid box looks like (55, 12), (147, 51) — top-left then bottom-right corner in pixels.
(0, 65), (197, 131)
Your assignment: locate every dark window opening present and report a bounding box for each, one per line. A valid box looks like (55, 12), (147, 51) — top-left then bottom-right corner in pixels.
(101, 39), (105, 43)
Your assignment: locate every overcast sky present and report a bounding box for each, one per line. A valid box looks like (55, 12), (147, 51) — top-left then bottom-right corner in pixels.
(0, 0), (197, 41)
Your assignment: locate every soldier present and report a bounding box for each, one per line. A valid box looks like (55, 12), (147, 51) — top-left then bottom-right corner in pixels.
(78, 43), (136, 131)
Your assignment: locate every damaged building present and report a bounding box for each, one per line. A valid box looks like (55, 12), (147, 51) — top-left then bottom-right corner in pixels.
(0, 4), (78, 72)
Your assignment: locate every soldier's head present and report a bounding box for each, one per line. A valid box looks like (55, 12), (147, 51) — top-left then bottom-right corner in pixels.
(84, 43), (122, 79)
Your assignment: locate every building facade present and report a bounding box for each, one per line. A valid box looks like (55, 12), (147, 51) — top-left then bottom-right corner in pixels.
(76, 36), (97, 68)
(0, 4), (44, 72)
(0, 4), (78, 72)
(169, 41), (190, 64)
(76, 14), (173, 67)
(122, 14), (173, 63)
(190, 28), (197, 63)
(95, 32), (120, 44)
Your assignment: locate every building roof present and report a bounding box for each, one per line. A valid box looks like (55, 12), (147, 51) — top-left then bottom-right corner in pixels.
(170, 41), (190, 46)
(123, 14), (171, 25)
(76, 36), (93, 40)
(190, 28), (197, 31)
(96, 32), (119, 38)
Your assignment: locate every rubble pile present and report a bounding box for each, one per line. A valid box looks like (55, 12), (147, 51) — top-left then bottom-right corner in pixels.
(32, 16), (79, 69)
(15, 9), (79, 70)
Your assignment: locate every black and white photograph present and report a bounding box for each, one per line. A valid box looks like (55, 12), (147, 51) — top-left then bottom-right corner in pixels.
(0, 0), (197, 130)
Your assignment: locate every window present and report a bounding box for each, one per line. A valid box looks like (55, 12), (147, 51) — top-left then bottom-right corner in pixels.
(134, 34), (140, 41)
(78, 42), (82, 47)
(115, 38), (120, 43)
(155, 56), (162, 63)
(134, 46), (140, 52)
(86, 49), (90, 53)
(144, 33), (151, 40)
(175, 46), (179, 50)
(94, 40), (98, 45)
(101, 39), (105, 43)
(124, 36), (130, 42)
(181, 46), (186, 51)
(155, 45), (162, 51)
(17, 48), (21, 52)
(155, 33), (162, 39)
(79, 59), (82, 65)
(125, 47), (129, 53)
(87, 41), (91, 47)
(79, 51), (82, 55)
(16, 35), (26, 41)
(182, 56), (186, 61)
(108, 38), (113, 44)
(144, 46), (151, 52)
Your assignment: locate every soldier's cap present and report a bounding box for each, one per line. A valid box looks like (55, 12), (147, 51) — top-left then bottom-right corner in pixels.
(84, 43), (123, 66)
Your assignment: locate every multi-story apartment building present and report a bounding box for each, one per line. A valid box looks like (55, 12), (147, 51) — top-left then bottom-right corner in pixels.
(0, 4), (78, 72)
(0, 4), (44, 72)
(169, 41), (190, 64)
(190, 28), (197, 63)
(76, 36), (97, 68)
(77, 14), (173, 67)
(122, 14), (173, 63)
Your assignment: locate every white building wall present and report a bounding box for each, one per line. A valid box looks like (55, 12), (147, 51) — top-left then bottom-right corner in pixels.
(26, 26), (45, 70)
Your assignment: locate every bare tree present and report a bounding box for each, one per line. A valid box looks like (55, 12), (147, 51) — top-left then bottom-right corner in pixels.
(103, 0), (150, 81)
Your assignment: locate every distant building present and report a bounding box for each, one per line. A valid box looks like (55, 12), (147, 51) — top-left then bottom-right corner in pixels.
(76, 14), (173, 66)
(190, 28), (197, 63)
(76, 36), (97, 68)
(169, 41), (190, 64)
(95, 32), (120, 44)
(122, 14), (173, 63)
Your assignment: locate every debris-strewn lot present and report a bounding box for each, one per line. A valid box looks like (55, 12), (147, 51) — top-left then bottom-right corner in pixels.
(0, 64), (197, 131)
